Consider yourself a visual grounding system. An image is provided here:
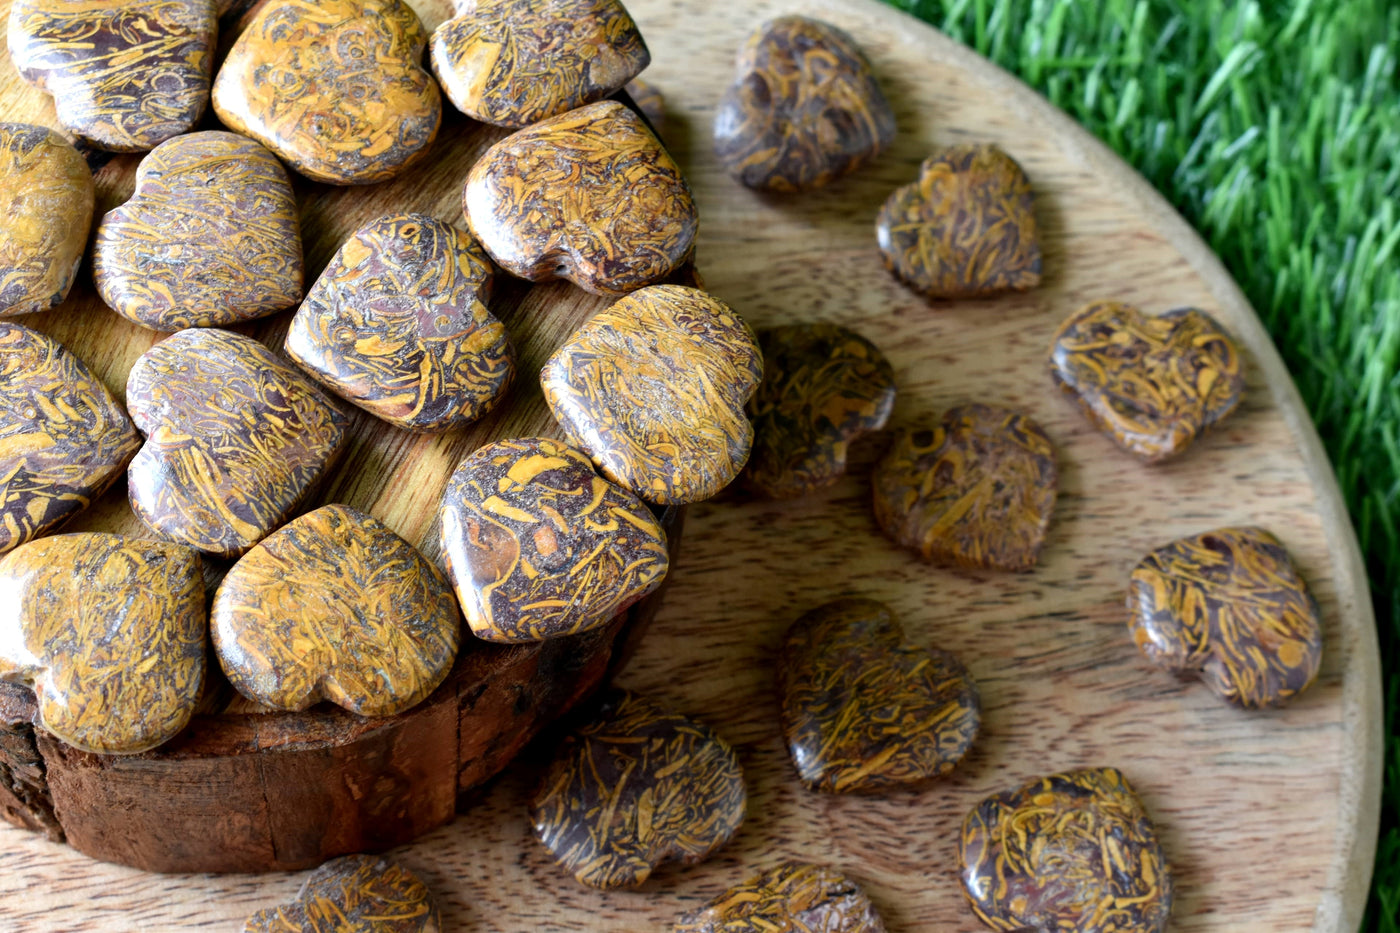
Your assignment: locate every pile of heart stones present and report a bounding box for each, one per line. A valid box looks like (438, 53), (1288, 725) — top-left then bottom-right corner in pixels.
(0, 0), (1326, 931)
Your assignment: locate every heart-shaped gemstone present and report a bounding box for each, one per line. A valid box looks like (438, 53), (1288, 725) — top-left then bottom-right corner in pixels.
(714, 16), (895, 192)
(1050, 301), (1246, 462)
(674, 861), (886, 933)
(960, 767), (1174, 933)
(872, 404), (1058, 571)
(126, 329), (348, 558)
(876, 144), (1042, 299)
(243, 854), (441, 933)
(212, 0), (441, 185)
(212, 504), (461, 717)
(541, 284), (762, 504)
(286, 213), (514, 433)
(439, 436), (668, 643)
(745, 323), (895, 498)
(0, 322), (140, 556)
(1128, 526), (1322, 709)
(0, 533), (205, 754)
(0, 123), (94, 317)
(430, 0), (649, 128)
(779, 598), (979, 793)
(463, 100), (697, 295)
(7, 0), (215, 152)
(531, 688), (747, 889)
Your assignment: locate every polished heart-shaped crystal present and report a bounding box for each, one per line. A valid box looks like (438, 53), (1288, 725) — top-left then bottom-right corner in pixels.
(243, 854), (441, 933)
(673, 861), (887, 933)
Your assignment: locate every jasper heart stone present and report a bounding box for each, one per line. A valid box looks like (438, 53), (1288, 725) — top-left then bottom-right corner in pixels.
(627, 77), (664, 127)
(1050, 301), (1246, 462)
(212, 504), (461, 717)
(541, 284), (762, 504)
(463, 100), (697, 296)
(872, 404), (1058, 571)
(714, 16), (895, 192)
(1128, 526), (1322, 709)
(212, 0), (441, 185)
(0, 123), (94, 317)
(93, 131), (304, 332)
(876, 144), (1042, 300)
(0, 322), (140, 556)
(7, 0), (216, 152)
(126, 328), (348, 558)
(244, 854), (441, 933)
(439, 436), (668, 643)
(286, 213), (514, 433)
(960, 767), (1174, 933)
(430, 0), (649, 128)
(779, 598), (980, 793)
(745, 323), (895, 498)
(674, 861), (886, 933)
(0, 533), (204, 754)
(531, 688), (747, 889)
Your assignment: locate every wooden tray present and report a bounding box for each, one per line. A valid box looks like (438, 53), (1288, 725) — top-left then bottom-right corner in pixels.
(0, 0), (1382, 929)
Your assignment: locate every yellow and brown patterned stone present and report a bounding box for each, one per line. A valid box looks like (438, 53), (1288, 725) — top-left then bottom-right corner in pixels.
(212, 504), (461, 718)
(93, 131), (304, 332)
(440, 436), (668, 643)
(960, 767), (1173, 933)
(0, 322), (140, 556)
(627, 77), (664, 128)
(126, 328), (348, 558)
(212, 0), (441, 185)
(1128, 526), (1322, 709)
(463, 100), (697, 296)
(286, 213), (513, 433)
(430, 0), (649, 128)
(714, 16), (895, 192)
(779, 598), (980, 794)
(745, 323), (895, 498)
(0, 123), (93, 317)
(531, 688), (747, 889)
(674, 861), (887, 933)
(872, 404), (1057, 572)
(541, 284), (763, 505)
(7, 0), (216, 152)
(244, 854), (441, 933)
(0, 533), (205, 754)
(876, 144), (1042, 300)
(1049, 301), (1246, 462)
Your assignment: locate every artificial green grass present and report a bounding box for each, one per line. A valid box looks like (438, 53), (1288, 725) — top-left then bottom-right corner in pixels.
(878, 0), (1400, 927)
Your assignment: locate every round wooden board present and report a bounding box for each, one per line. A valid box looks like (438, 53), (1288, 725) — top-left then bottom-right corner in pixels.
(0, 0), (1382, 929)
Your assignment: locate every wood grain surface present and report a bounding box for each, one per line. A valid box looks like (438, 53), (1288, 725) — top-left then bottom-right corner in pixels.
(0, 0), (1382, 930)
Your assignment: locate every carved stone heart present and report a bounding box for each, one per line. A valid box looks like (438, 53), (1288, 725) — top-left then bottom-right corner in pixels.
(778, 598), (980, 793)
(212, 0), (441, 185)
(674, 861), (887, 933)
(286, 213), (514, 433)
(0, 533), (204, 755)
(93, 131), (303, 332)
(243, 854), (441, 933)
(463, 100), (697, 295)
(126, 328), (348, 558)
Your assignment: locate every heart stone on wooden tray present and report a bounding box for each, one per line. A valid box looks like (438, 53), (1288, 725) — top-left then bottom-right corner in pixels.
(673, 861), (887, 933)
(243, 854), (441, 933)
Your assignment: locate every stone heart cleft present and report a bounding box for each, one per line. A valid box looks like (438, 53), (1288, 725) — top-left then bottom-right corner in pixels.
(242, 854), (441, 933)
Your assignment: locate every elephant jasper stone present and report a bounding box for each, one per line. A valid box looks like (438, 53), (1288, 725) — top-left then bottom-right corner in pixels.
(531, 689), (747, 889)
(627, 77), (664, 127)
(93, 131), (303, 332)
(1128, 526), (1323, 709)
(430, 0), (649, 128)
(439, 437), (668, 643)
(876, 144), (1042, 300)
(244, 854), (441, 933)
(126, 328), (348, 558)
(674, 861), (886, 933)
(872, 404), (1058, 571)
(212, 504), (461, 717)
(1050, 301), (1246, 462)
(778, 598), (980, 793)
(463, 100), (697, 296)
(714, 16), (895, 192)
(0, 533), (205, 755)
(286, 213), (513, 432)
(0, 123), (94, 317)
(745, 323), (896, 498)
(960, 767), (1173, 933)
(0, 322), (140, 556)
(7, 0), (215, 152)
(541, 284), (762, 504)
(212, 0), (441, 185)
